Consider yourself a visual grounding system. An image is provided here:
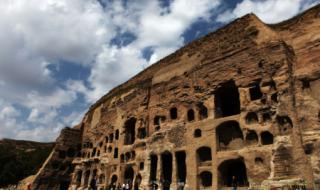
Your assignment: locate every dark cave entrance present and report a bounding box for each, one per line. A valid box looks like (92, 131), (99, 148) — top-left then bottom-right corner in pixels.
(124, 166), (134, 184)
(197, 147), (212, 163)
(199, 171), (212, 188)
(149, 154), (158, 183)
(216, 121), (243, 151)
(214, 80), (240, 118)
(218, 158), (248, 187)
(161, 152), (173, 190)
(261, 131), (274, 145)
(84, 170), (90, 187)
(124, 117), (136, 145)
(187, 109), (195, 121)
(170, 107), (178, 119)
(175, 151), (186, 185)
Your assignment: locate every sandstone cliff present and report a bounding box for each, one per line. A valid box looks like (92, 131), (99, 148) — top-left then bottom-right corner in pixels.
(32, 4), (320, 190)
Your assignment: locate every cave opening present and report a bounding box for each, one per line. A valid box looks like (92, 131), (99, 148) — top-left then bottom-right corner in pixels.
(170, 107), (178, 120)
(249, 84), (263, 100)
(218, 158), (248, 187)
(114, 148), (118, 158)
(261, 131), (273, 145)
(197, 147), (212, 163)
(161, 152), (173, 190)
(84, 170), (90, 187)
(124, 166), (134, 184)
(216, 121), (243, 151)
(175, 151), (186, 185)
(187, 109), (195, 121)
(138, 127), (147, 139)
(245, 130), (258, 145)
(214, 80), (240, 118)
(199, 171), (212, 188)
(194, 129), (202, 138)
(115, 129), (119, 140)
(245, 112), (259, 124)
(197, 103), (208, 120)
(111, 175), (118, 185)
(149, 154), (158, 183)
(124, 117), (136, 145)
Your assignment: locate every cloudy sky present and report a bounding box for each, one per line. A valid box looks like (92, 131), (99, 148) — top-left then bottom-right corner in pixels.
(0, 0), (318, 142)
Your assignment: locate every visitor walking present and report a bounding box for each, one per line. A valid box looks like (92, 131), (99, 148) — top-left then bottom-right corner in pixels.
(125, 182), (130, 190)
(231, 176), (237, 190)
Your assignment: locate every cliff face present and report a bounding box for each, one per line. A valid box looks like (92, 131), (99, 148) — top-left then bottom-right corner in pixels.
(32, 5), (320, 190)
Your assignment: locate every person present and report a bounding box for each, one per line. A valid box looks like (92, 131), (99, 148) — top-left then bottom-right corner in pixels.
(90, 176), (97, 190)
(231, 176), (237, 190)
(125, 182), (130, 190)
(122, 183), (126, 190)
(151, 181), (158, 190)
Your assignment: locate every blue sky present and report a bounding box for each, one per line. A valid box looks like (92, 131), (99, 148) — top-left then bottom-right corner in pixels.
(0, 0), (318, 142)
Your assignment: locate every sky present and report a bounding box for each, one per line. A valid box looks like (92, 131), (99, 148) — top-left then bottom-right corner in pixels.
(0, 0), (319, 142)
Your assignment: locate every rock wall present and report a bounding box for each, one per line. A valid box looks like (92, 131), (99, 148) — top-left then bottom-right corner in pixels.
(33, 4), (320, 190)
(32, 127), (82, 189)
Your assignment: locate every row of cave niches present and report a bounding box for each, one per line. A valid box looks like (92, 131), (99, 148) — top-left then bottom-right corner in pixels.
(51, 145), (81, 174)
(79, 80), (293, 160)
(147, 149), (251, 189)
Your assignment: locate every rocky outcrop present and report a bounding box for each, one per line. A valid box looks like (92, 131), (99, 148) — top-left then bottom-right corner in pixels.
(33, 4), (320, 190)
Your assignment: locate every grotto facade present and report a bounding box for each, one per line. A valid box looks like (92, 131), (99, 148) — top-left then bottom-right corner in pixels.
(31, 5), (320, 190)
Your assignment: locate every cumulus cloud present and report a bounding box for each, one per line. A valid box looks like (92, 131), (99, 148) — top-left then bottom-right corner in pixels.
(87, 0), (221, 101)
(216, 0), (318, 24)
(0, 0), (109, 141)
(0, 0), (109, 96)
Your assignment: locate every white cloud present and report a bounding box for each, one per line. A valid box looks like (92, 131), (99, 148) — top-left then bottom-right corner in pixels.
(216, 0), (318, 24)
(87, 0), (221, 101)
(0, 0), (110, 141)
(0, 0), (110, 102)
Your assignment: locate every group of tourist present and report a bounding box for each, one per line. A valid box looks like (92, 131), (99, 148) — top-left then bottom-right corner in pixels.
(107, 182), (131, 190)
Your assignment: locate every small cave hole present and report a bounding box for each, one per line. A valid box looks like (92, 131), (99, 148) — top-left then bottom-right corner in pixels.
(187, 109), (195, 122)
(261, 131), (273, 145)
(139, 162), (144, 170)
(170, 107), (178, 120)
(249, 84), (263, 101)
(271, 93), (278, 103)
(255, 157), (263, 164)
(115, 129), (119, 140)
(304, 144), (313, 155)
(200, 171), (212, 187)
(197, 103), (208, 120)
(301, 79), (310, 89)
(245, 130), (258, 145)
(197, 147), (212, 163)
(245, 112), (259, 124)
(263, 112), (271, 123)
(194, 129), (202, 138)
